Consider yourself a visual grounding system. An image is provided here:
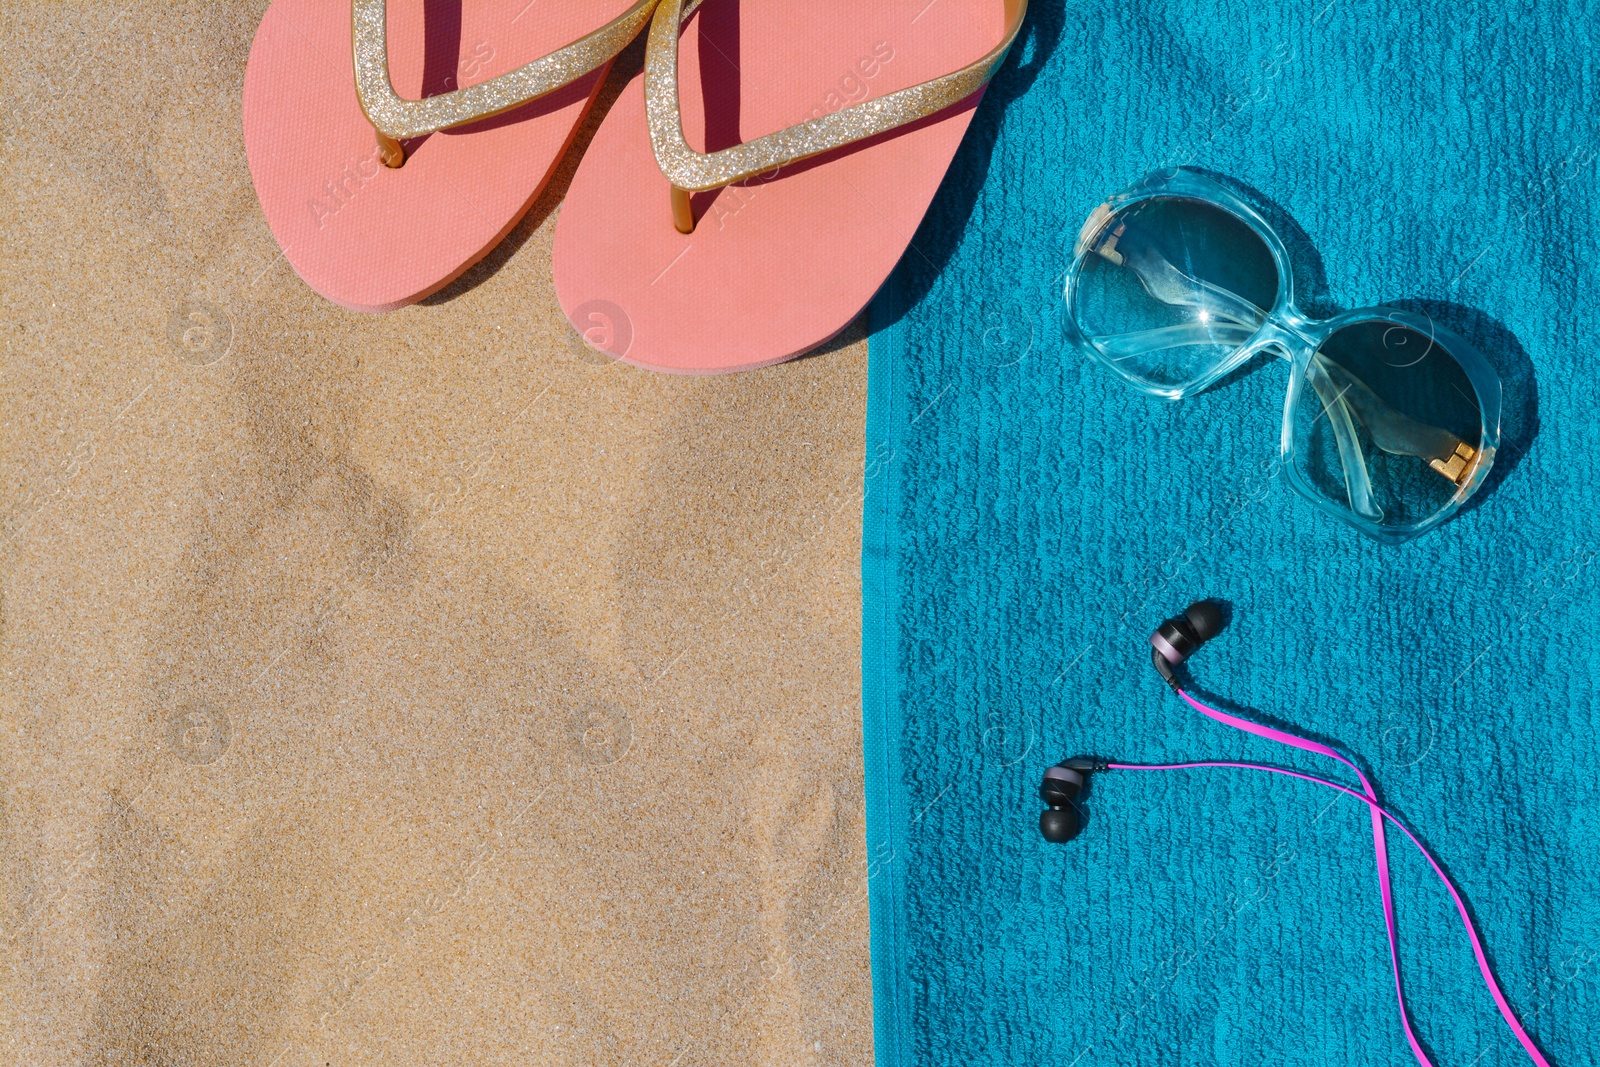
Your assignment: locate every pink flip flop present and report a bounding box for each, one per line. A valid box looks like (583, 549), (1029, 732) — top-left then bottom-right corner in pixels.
(552, 0), (1027, 374)
(243, 0), (657, 313)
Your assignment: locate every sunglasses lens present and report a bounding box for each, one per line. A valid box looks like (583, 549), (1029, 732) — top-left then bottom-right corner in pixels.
(1069, 196), (1279, 395)
(1291, 319), (1487, 531)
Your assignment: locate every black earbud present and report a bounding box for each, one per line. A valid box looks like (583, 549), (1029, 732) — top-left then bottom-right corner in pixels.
(1150, 600), (1225, 690)
(1040, 601), (1227, 843)
(1027, 600), (1551, 1062)
(1038, 757), (1106, 842)
(1039, 602), (1226, 843)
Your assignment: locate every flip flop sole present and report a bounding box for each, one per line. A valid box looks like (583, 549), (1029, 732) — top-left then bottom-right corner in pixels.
(552, 0), (1005, 374)
(244, 0), (632, 313)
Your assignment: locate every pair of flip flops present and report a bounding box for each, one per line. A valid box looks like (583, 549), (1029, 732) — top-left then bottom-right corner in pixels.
(243, 0), (1026, 374)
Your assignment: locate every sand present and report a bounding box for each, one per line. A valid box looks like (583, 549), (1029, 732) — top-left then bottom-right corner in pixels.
(0, 5), (873, 1064)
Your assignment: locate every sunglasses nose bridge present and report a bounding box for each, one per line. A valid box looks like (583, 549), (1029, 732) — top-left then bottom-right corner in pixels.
(1247, 319), (1314, 362)
(1276, 305), (1326, 344)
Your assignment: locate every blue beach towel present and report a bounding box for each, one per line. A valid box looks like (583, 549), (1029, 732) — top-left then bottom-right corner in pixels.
(861, 1), (1600, 1065)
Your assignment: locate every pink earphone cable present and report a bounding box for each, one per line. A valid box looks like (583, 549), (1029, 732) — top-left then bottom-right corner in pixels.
(1105, 689), (1550, 1067)
(1177, 688), (1433, 1067)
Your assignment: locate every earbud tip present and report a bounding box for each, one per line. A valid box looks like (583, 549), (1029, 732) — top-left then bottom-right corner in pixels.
(1039, 807), (1081, 844)
(1184, 600), (1225, 642)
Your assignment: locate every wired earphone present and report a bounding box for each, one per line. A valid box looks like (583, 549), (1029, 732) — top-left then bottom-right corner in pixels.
(1040, 602), (1552, 1067)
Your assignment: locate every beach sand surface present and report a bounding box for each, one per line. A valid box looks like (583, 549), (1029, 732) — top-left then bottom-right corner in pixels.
(0, 6), (872, 1064)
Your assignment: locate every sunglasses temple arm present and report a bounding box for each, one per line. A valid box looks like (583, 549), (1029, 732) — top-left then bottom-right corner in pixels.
(1305, 362), (1383, 520)
(1312, 359), (1479, 486)
(1083, 324), (1381, 518)
(1085, 321), (1257, 362)
(1119, 243), (1269, 328)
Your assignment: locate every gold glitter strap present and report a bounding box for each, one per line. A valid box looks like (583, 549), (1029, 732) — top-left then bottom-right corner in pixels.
(352, 0), (659, 166)
(645, 0), (1029, 232)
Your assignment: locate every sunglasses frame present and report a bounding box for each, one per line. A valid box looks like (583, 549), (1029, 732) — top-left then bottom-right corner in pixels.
(1063, 168), (1502, 543)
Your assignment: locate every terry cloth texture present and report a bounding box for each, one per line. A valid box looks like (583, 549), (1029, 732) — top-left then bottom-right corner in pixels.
(862, 1), (1599, 1066)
